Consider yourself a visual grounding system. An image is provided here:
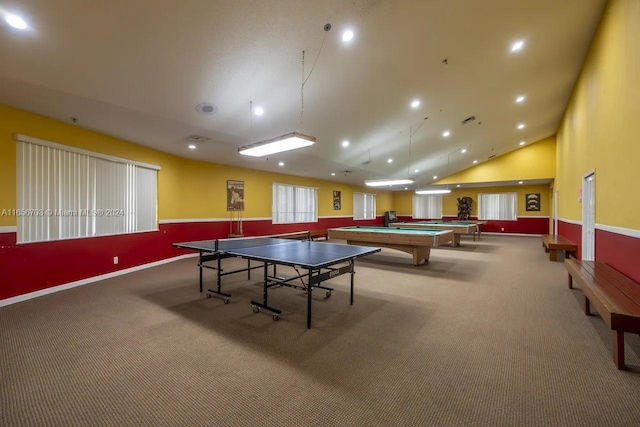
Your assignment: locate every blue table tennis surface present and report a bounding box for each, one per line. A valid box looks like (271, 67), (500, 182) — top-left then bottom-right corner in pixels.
(175, 237), (380, 268)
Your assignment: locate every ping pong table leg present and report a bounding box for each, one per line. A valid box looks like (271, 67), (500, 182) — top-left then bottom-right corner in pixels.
(307, 268), (313, 329)
(350, 261), (355, 305)
(199, 252), (203, 293)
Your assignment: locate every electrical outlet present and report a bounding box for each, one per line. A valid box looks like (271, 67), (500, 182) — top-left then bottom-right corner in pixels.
(113, 256), (119, 264)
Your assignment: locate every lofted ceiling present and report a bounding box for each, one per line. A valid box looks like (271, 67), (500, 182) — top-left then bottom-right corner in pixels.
(0, 0), (606, 189)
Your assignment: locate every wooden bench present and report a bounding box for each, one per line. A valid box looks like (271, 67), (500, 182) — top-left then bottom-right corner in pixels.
(542, 234), (577, 261)
(565, 259), (640, 370)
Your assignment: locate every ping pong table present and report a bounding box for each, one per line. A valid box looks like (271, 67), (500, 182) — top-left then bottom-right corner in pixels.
(173, 234), (381, 328)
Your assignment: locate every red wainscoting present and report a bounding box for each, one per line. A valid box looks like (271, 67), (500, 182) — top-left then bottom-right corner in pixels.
(397, 215), (549, 235)
(0, 216), (383, 301)
(596, 228), (640, 284)
(558, 221), (582, 258)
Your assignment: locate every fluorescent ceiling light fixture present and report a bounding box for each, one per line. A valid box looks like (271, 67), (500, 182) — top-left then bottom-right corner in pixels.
(515, 96), (525, 103)
(511, 40), (524, 52)
(443, 131), (450, 137)
(365, 178), (414, 187)
(517, 123), (525, 129)
(188, 144), (196, 150)
(5, 14), (27, 29)
(342, 30), (354, 42)
(473, 160), (478, 164)
(387, 158), (393, 163)
(254, 106), (264, 116)
(342, 140), (349, 147)
(411, 99), (421, 108)
(415, 189), (451, 195)
(238, 131), (315, 157)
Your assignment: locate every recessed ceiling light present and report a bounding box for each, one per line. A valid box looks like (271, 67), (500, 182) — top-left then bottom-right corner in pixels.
(387, 158), (393, 163)
(254, 106), (264, 116)
(278, 162), (284, 166)
(5, 14), (27, 30)
(517, 123), (525, 129)
(342, 140), (349, 147)
(331, 172), (336, 176)
(456, 184), (461, 187)
(511, 40), (525, 52)
(404, 187), (408, 190)
(342, 30), (354, 42)
(433, 175), (438, 179)
(414, 169), (419, 173)
(410, 99), (421, 109)
(518, 181), (523, 184)
(443, 131), (450, 137)
(188, 144), (196, 150)
(461, 149), (467, 154)
(519, 141), (525, 146)
(473, 160), (478, 164)
(515, 96), (525, 103)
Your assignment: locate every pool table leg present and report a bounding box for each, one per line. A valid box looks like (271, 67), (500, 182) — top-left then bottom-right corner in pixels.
(413, 247), (431, 265)
(452, 235), (461, 247)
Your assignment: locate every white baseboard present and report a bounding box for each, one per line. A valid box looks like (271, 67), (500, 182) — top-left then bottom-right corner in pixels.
(482, 232), (541, 237)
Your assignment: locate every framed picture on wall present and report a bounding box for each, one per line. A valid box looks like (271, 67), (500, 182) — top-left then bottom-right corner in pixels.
(333, 190), (341, 210)
(526, 193), (540, 211)
(227, 180), (245, 211)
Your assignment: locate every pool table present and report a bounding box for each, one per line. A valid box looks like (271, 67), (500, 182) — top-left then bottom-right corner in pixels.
(327, 226), (454, 265)
(390, 221), (478, 246)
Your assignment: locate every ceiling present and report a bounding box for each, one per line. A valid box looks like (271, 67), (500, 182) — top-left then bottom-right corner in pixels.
(0, 0), (606, 189)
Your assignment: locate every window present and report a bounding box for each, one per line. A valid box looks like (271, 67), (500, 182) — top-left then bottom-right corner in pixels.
(272, 183), (317, 224)
(353, 192), (376, 220)
(15, 134), (159, 243)
(412, 195), (442, 219)
(478, 192), (517, 220)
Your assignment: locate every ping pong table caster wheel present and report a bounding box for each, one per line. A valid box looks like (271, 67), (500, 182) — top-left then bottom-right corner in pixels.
(326, 291), (332, 298)
(252, 305), (260, 314)
(205, 292), (212, 299)
(272, 314), (279, 321)
(224, 297), (230, 304)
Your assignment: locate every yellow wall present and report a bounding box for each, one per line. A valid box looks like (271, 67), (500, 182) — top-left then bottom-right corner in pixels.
(438, 136), (556, 185)
(0, 104), (391, 226)
(393, 185), (550, 217)
(556, 0), (640, 229)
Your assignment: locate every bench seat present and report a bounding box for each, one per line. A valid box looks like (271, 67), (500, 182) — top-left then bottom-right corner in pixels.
(542, 234), (577, 261)
(565, 259), (640, 370)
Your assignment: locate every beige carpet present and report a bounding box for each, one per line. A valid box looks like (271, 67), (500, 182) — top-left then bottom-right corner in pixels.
(2, 235), (640, 427)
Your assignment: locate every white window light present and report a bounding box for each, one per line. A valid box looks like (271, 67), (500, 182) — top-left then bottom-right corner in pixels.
(365, 178), (414, 187)
(238, 132), (316, 157)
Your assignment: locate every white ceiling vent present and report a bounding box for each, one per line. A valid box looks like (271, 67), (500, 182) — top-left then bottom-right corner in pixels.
(196, 102), (218, 115)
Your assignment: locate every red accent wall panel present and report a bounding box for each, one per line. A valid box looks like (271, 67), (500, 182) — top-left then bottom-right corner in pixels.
(558, 221), (582, 259)
(0, 216), (383, 301)
(595, 229), (640, 284)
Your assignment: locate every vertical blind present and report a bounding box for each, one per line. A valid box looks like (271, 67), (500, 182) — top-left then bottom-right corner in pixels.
(353, 192), (376, 220)
(412, 195), (442, 219)
(16, 136), (159, 243)
(272, 183), (317, 224)
(478, 192), (517, 220)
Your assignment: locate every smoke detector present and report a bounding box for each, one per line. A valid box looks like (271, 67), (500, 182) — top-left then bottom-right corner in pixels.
(185, 135), (211, 143)
(196, 102), (218, 115)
